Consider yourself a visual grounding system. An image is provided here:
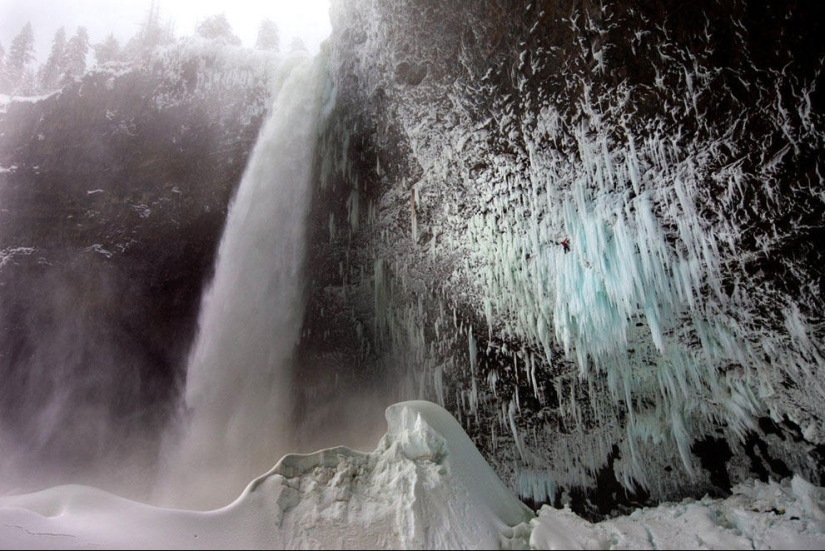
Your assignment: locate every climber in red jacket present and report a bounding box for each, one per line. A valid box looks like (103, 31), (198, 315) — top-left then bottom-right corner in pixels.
(560, 238), (570, 253)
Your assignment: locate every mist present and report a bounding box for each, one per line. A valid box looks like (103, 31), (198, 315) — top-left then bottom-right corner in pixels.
(0, 17), (340, 505)
(0, 248), (173, 501)
(0, 0), (331, 66)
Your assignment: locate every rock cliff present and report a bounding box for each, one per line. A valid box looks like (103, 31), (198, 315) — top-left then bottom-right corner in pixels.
(0, 38), (277, 494)
(304, 0), (825, 518)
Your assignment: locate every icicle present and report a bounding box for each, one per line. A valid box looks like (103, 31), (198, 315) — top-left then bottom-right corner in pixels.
(346, 189), (359, 233)
(508, 399), (525, 462)
(469, 326), (477, 374)
(374, 258), (387, 339)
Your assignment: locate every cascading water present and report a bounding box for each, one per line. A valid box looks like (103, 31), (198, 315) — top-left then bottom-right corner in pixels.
(154, 48), (332, 510)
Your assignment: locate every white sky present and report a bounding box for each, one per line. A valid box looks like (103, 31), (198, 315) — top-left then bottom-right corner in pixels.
(0, 0), (332, 63)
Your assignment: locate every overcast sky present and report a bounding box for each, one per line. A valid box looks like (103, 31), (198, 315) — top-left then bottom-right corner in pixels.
(0, 0), (332, 63)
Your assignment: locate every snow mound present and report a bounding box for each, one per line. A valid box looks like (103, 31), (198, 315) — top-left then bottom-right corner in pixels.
(529, 474), (825, 550)
(3, 400), (823, 549)
(0, 400), (534, 549)
(232, 399), (535, 549)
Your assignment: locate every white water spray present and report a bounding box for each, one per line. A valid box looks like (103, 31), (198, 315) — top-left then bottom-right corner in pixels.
(155, 50), (331, 510)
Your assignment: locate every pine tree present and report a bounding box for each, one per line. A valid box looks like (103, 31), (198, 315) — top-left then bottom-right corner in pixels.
(18, 68), (37, 96)
(255, 18), (280, 52)
(288, 37), (308, 53)
(38, 27), (67, 92)
(0, 42), (6, 91)
(195, 13), (242, 46)
(123, 0), (173, 60)
(93, 33), (121, 66)
(61, 27), (90, 85)
(1, 22), (36, 94)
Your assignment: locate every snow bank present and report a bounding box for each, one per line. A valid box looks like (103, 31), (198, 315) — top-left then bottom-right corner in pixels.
(529, 474), (825, 550)
(1, 400), (823, 549)
(0, 401), (533, 549)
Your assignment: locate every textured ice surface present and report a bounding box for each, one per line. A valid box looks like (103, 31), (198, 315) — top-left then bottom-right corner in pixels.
(318, 0), (825, 507)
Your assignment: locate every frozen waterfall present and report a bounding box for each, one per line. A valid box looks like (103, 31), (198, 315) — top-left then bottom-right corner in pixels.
(154, 50), (332, 510)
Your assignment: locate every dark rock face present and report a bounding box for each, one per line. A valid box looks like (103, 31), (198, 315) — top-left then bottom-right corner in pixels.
(306, 0), (825, 517)
(0, 40), (275, 495)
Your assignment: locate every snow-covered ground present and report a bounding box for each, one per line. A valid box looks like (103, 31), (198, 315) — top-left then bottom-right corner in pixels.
(0, 400), (823, 550)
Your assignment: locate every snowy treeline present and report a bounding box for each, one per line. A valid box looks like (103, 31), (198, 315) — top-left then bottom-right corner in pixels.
(0, 2), (284, 97)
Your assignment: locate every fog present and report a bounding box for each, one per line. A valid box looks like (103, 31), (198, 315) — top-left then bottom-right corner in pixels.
(0, 1), (335, 508)
(0, 8), (399, 508)
(0, 249), (173, 501)
(0, 0), (332, 63)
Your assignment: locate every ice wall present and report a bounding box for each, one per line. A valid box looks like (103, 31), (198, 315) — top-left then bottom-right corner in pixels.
(317, 0), (825, 510)
(449, 63), (823, 502)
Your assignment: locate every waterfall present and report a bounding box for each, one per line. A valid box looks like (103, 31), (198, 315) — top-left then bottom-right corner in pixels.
(154, 49), (331, 510)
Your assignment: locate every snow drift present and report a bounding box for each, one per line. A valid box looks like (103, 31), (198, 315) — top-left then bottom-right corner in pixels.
(0, 401), (533, 549)
(1, 400), (824, 550)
